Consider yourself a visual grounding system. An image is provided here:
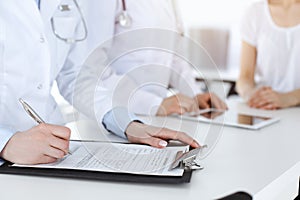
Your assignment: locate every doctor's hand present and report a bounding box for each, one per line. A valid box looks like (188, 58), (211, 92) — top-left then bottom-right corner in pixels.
(156, 94), (199, 116)
(248, 87), (298, 110)
(125, 122), (200, 149)
(0, 124), (71, 165)
(196, 92), (228, 110)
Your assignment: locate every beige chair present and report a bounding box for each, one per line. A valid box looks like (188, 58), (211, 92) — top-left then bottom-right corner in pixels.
(188, 27), (230, 70)
(188, 28), (234, 97)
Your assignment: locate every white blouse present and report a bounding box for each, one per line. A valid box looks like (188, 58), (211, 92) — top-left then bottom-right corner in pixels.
(241, 0), (300, 93)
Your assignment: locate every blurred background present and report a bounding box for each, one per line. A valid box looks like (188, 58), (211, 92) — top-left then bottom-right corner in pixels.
(178, 0), (251, 73)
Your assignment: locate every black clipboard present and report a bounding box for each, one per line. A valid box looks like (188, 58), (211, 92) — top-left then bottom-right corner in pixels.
(0, 162), (193, 184)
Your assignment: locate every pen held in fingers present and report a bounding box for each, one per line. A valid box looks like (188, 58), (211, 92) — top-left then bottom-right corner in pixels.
(19, 98), (72, 154)
(19, 98), (45, 124)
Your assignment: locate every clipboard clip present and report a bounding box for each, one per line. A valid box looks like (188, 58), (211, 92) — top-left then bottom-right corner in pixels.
(169, 145), (208, 171)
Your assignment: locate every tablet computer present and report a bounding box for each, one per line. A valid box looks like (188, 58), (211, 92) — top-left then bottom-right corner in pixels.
(178, 109), (280, 130)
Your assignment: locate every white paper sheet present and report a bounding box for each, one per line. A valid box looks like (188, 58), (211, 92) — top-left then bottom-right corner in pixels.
(13, 142), (188, 176)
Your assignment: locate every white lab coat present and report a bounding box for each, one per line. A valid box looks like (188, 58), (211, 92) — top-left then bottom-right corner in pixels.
(108, 0), (202, 115)
(0, 0), (62, 131)
(0, 0), (116, 132)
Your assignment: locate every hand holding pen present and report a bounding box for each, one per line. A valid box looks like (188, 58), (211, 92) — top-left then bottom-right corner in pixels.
(19, 98), (72, 155)
(0, 99), (71, 165)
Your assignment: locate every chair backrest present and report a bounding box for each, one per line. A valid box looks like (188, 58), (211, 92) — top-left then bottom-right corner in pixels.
(188, 27), (230, 71)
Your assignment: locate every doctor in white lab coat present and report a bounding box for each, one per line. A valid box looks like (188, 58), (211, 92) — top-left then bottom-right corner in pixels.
(0, 0), (75, 165)
(107, 0), (227, 116)
(0, 0), (199, 165)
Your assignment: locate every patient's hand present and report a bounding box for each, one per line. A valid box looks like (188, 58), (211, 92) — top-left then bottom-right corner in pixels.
(248, 87), (297, 110)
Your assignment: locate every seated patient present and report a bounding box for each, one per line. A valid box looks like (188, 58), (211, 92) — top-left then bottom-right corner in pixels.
(237, 0), (300, 110)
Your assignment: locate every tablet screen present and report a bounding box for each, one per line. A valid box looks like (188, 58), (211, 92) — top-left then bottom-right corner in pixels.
(199, 110), (271, 126)
(183, 108), (276, 129)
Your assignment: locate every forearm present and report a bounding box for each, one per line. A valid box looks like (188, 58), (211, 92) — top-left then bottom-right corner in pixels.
(286, 89), (300, 107)
(238, 41), (257, 100)
(236, 78), (256, 100)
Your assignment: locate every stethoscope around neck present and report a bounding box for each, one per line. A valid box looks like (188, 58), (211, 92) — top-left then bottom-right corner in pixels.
(116, 0), (132, 28)
(50, 0), (88, 44)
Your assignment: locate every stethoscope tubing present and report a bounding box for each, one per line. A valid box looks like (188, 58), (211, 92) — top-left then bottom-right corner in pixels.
(121, 0), (127, 11)
(51, 0), (88, 44)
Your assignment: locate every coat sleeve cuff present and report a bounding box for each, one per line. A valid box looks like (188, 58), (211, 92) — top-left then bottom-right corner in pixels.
(102, 107), (143, 139)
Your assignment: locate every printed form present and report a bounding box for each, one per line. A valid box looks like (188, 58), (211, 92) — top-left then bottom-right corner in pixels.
(14, 142), (189, 176)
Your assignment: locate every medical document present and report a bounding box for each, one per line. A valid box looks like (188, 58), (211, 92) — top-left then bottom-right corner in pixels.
(13, 142), (189, 176)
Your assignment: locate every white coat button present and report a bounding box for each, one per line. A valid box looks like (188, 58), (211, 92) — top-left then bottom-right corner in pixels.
(40, 35), (45, 43)
(37, 84), (43, 89)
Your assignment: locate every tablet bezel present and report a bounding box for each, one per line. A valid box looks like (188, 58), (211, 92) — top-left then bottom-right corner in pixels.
(179, 109), (280, 130)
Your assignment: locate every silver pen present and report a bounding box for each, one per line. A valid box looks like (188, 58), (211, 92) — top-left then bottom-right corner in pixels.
(19, 98), (72, 155)
(19, 98), (45, 124)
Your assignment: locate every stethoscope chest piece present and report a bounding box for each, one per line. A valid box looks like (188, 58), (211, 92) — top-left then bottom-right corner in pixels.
(58, 4), (70, 12)
(117, 11), (132, 28)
